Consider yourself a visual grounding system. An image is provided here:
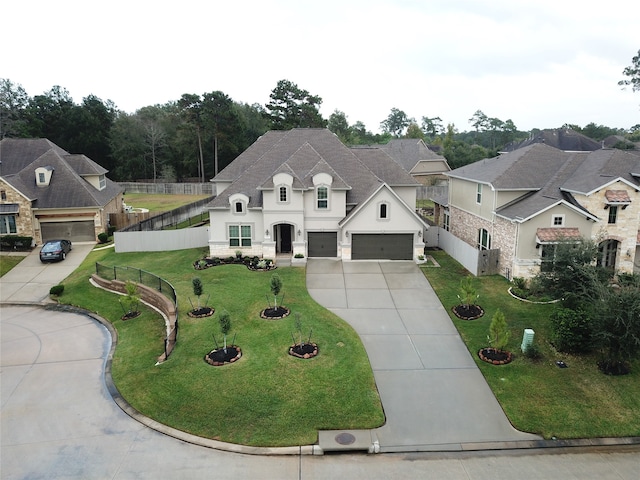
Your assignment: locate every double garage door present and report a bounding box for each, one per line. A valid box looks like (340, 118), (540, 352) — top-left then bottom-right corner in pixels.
(307, 232), (413, 260)
(40, 221), (96, 242)
(352, 234), (413, 260)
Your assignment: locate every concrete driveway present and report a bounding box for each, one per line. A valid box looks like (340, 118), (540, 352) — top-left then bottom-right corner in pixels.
(306, 259), (541, 452)
(0, 243), (96, 304)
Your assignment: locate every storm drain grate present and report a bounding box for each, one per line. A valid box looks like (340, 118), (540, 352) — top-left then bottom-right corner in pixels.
(334, 433), (356, 445)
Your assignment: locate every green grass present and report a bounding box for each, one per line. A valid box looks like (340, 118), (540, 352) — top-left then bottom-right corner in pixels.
(421, 250), (640, 439)
(0, 254), (26, 277)
(123, 193), (210, 213)
(60, 248), (384, 447)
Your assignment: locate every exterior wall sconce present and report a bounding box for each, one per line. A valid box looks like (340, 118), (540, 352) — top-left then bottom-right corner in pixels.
(418, 230), (422, 238)
(297, 229), (302, 237)
(345, 231), (349, 238)
(265, 230), (270, 237)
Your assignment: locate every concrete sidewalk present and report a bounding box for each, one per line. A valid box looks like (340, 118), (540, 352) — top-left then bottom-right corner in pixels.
(306, 259), (541, 453)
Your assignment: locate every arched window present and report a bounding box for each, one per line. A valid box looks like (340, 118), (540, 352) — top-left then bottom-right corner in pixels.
(235, 201), (244, 213)
(279, 186), (288, 203)
(379, 202), (388, 219)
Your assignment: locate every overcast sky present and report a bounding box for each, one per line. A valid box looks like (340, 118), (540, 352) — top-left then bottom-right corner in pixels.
(4, 0), (639, 133)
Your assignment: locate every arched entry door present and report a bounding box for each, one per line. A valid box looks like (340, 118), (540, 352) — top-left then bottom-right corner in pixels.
(275, 224), (293, 253)
(598, 239), (619, 269)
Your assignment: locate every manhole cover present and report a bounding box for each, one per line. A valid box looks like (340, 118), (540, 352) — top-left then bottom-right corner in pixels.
(335, 432), (356, 445)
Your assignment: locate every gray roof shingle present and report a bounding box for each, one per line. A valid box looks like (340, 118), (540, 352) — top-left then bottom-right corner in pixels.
(210, 129), (418, 209)
(0, 138), (122, 209)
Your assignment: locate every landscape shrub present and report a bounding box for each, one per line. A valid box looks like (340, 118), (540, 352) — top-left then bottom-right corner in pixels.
(550, 307), (593, 353)
(0, 235), (33, 251)
(49, 284), (65, 296)
(98, 232), (109, 243)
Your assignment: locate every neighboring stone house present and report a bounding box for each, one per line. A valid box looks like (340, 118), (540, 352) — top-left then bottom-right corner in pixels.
(375, 138), (450, 185)
(206, 128), (428, 261)
(0, 138), (123, 245)
(433, 143), (640, 279)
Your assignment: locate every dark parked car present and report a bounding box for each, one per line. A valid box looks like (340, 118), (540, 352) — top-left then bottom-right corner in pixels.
(39, 239), (72, 262)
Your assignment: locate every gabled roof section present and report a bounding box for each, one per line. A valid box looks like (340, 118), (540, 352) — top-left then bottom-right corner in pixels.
(209, 129), (395, 209)
(447, 143), (572, 190)
(339, 182), (429, 229)
(0, 138), (69, 176)
(504, 128), (601, 152)
(350, 147), (419, 186)
(0, 138), (122, 209)
(378, 138), (448, 172)
(560, 149), (640, 195)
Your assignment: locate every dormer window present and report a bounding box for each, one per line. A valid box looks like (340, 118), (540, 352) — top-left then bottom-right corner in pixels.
(99, 174), (106, 190)
(317, 186), (328, 209)
(229, 193), (249, 215)
(35, 166), (54, 186)
(278, 186), (288, 203)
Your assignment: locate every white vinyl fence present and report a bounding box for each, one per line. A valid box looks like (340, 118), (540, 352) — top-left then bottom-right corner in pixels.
(114, 227), (209, 253)
(427, 227), (479, 276)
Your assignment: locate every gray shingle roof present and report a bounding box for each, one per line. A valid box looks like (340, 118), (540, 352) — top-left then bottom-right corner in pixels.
(378, 138), (447, 172)
(448, 144), (640, 222)
(0, 138), (122, 209)
(504, 128), (602, 152)
(210, 129), (418, 209)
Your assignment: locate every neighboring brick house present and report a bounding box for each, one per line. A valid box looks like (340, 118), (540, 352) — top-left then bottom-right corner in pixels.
(207, 128), (428, 261)
(0, 138), (123, 245)
(434, 143), (640, 279)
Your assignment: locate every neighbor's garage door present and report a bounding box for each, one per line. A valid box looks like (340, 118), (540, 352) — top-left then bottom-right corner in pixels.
(351, 234), (413, 260)
(41, 221), (96, 242)
(308, 232), (337, 257)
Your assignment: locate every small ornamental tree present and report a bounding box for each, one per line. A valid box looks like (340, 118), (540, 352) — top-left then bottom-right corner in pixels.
(270, 273), (282, 309)
(218, 310), (232, 354)
(121, 280), (140, 315)
(192, 277), (203, 308)
(488, 309), (510, 351)
(458, 276), (478, 308)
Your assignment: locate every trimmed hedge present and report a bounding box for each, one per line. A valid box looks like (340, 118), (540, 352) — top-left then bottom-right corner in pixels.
(0, 235), (33, 251)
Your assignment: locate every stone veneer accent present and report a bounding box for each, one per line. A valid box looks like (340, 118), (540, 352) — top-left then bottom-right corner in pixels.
(0, 180), (35, 241)
(576, 185), (639, 275)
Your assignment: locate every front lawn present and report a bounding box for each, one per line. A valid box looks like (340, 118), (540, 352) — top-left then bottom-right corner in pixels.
(0, 254), (26, 277)
(59, 247), (384, 447)
(421, 250), (640, 439)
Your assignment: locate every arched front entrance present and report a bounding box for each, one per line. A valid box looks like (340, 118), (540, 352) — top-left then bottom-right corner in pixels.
(275, 223), (294, 254)
(598, 239), (619, 269)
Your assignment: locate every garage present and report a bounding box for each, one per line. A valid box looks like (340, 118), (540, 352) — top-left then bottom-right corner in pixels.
(351, 233), (413, 260)
(307, 232), (337, 257)
(40, 221), (96, 242)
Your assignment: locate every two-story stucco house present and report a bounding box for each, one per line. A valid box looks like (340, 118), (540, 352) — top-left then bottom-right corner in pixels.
(206, 128), (428, 261)
(434, 143), (640, 279)
(0, 138), (123, 244)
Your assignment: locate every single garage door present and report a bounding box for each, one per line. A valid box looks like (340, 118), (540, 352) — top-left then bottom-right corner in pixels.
(308, 232), (337, 257)
(351, 234), (413, 260)
(41, 221), (96, 242)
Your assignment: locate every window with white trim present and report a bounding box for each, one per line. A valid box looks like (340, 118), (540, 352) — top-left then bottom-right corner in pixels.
(477, 228), (491, 250)
(443, 211), (450, 231)
(229, 225), (251, 247)
(608, 205), (618, 224)
(99, 174), (106, 190)
(317, 186), (328, 209)
(38, 172), (46, 183)
(278, 186), (288, 203)
(552, 215), (564, 226)
(476, 183), (482, 204)
(0, 215), (17, 234)
(234, 201), (244, 213)
(379, 202), (389, 219)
